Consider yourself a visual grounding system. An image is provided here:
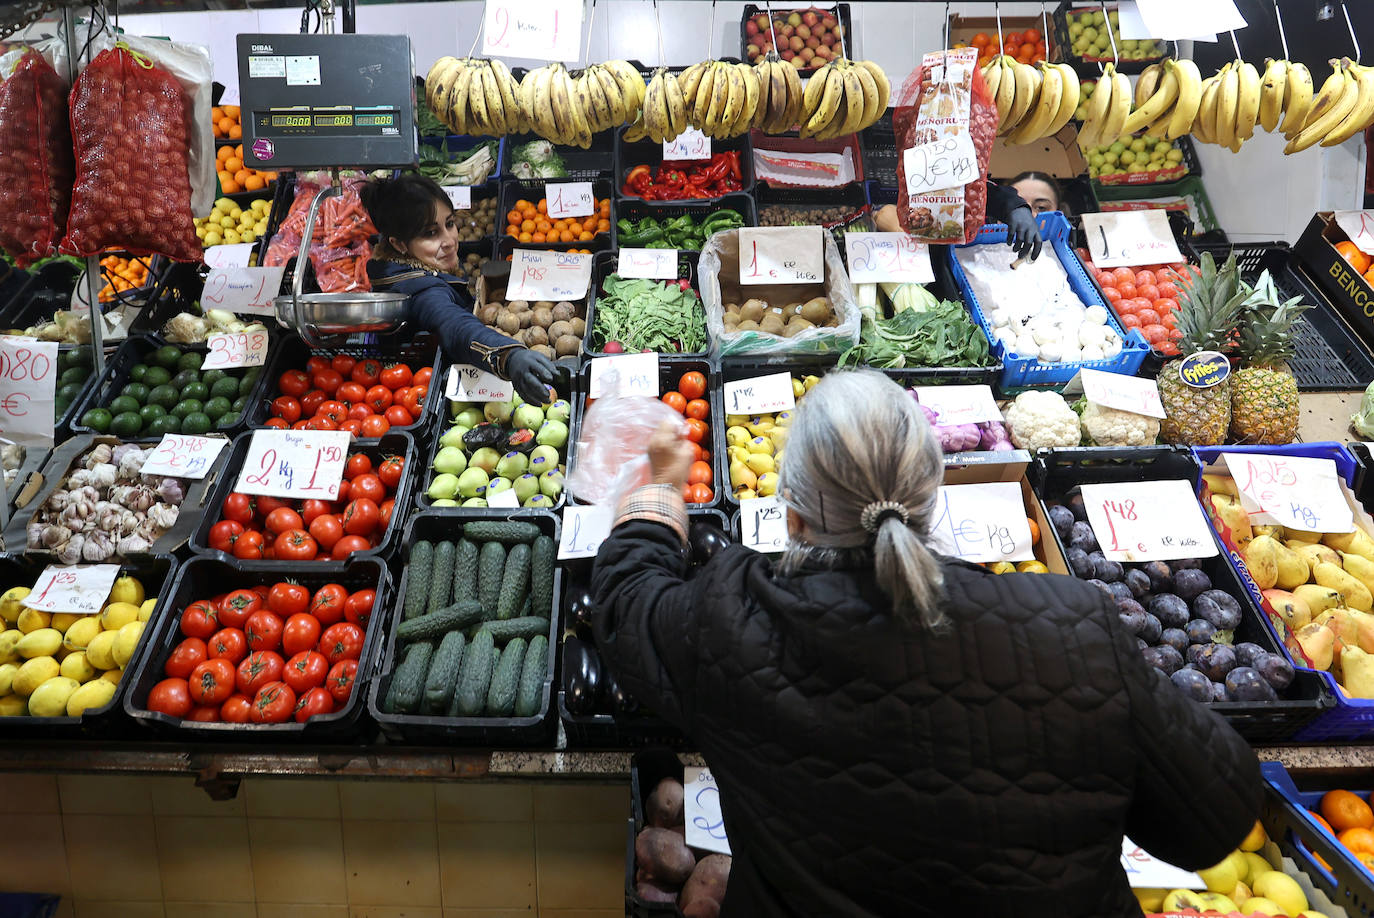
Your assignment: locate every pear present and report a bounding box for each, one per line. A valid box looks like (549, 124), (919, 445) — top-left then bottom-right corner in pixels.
(1252, 524), (1286, 539)
(1315, 561), (1373, 611)
(745, 453), (775, 476)
(1211, 493), (1253, 545)
(1252, 869), (1308, 915)
(1203, 473), (1239, 497)
(1341, 644), (1374, 697)
(1294, 584), (1343, 616)
(1263, 590), (1311, 631)
(1316, 607), (1360, 649)
(730, 459), (758, 492)
(1291, 541), (1340, 569)
(1342, 551), (1374, 596)
(1272, 539), (1310, 590)
(1324, 527), (1374, 562)
(1286, 527), (1324, 544)
(726, 426), (751, 448)
(1244, 535), (1281, 590)
(1295, 622), (1337, 670)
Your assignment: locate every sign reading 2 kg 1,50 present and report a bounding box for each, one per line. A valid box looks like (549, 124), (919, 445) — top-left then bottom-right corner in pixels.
(236, 429), (351, 500)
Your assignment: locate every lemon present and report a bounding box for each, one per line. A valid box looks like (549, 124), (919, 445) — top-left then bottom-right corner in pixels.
(109, 576), (145, 606)
(0, 661), (17, 695)
(1017, 560), (1050, 574)
(60, 651), (96, 683)
(138, 599), (157, 622)
(987, 561), (1017, 574)
(0, 630), (19, 663)
(16, 608), (50, 633)
(17, 628), (62, 659)
(214, 196), (233, 211)
(63, 616), (101, 651)
(100, 602), (140, 632)
(223, 229), (242, 245)
(112, 621), (144, 668)
(85, 631), (117, 671)
(239, 231), (256, 244)
(228, 206), (243, 220)
(12, 656), (59, 696)
(51, 613), (81, 632)
(100, 668), (122, 685)
(0, 587), (28, 624)
(66, 678), (116, 716)
(219, 215), (236, 230)
(196, 226), (208, 240)
(203, 231), (222, 247)
(28, 676), (78, 716)
(0, 695), (27, 716)
(1238, 820), (1267, 853)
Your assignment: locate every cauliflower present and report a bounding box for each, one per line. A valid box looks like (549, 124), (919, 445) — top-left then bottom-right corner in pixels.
(1002, 391), (1080, 450)
(1080, 402), (1160, 446)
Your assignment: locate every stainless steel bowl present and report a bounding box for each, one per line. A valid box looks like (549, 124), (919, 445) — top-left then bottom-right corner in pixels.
(274, 291), (409, 336)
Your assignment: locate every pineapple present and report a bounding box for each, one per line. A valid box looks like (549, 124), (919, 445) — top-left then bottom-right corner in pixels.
(1157, 252), (1247, 445)
(1230, 272), (1311, 444)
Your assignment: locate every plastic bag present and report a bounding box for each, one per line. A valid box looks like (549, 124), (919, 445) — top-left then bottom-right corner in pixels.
(309, 243), (371, 294)
(0, 51), (73, 266)
(566, 370), (684, 506)
(60, 44), (201, 262)
(305, 181), (375, 293)
(698, 228), (860, 358)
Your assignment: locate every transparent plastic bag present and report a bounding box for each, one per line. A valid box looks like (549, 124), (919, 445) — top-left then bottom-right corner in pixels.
(0, 51), (73, 266)
(566, 369), (684, 506)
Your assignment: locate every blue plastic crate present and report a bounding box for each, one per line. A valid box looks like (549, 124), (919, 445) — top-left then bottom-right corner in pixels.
(945, 211), (1150, 390)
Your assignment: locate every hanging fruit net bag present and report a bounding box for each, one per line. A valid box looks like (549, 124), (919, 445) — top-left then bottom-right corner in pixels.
(0, 50), (74, 266)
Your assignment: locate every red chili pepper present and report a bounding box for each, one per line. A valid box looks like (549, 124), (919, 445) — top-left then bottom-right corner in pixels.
(725, 150), (741, 181)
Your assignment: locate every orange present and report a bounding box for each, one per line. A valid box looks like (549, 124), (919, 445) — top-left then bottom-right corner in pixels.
(224, 157), (243, 174)
(1336, 240), (1372, 274)
(218, 116), (234, 136)
(244, 174), (265, 191)
(971, 32), (991, 48)
(212, 105), (224, 122)
(234, 169), (251, 186)
(1341, 827), (1374, 854)
(229, 124), (242, 140)
(1027, 518), (1040, 546)
(531, 232), (546, 243)
(217, 145), (232, 163)
(1359, 852), (1374, 873)
(1363, 266), (1374, 287)
(1322, 789), (1374, 832)
(223, 104), (240, 119)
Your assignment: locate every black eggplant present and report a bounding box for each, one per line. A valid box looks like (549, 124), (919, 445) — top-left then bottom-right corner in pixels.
(689, 521), (732, 566)
(566, 584), (596, 630)
(462, 422), (507, 450)
(602, 666), (639, 715)
(562, 634), (603, 714)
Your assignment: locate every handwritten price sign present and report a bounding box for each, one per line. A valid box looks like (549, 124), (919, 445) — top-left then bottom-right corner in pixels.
(203, 243), (255, 268)
(1120, 838), (1204, 890)
(506, 249), (593, 302)
(724, 373), (794, 416)
(202, 331), (269, 370)
(23, 564), (122, 615)
(741, 496), (789, 553)
(587, 352), (659, 399)
(928, 482), (1034, 563)
(845, 232), (934, 284)
(481, 0), (583, 62)
(1081, 211), (1184, 269)
(1080, 480), (1219, 562)
(446, 364), (513, 403)
(914, 385), (1001, 426)
(1223, 452), (1355, 534)
(684, 767), (732, 856)
(1078, 368), (1165, 419)
(442, 185), (472, 210)
(544, 181), (595, 219)
(739, 226), (824, 286)
(557, 504), (614, 559)
(140, 435), (228, 480)
(663, 127), (711, 161)
(202, 266), (285, 316)
(903, 132), (979, 195)
(0, 336), (57, 444)
(1335, 211), (1374, 256)
(617, 248), (679, 280)
(236, 429), (351, 500)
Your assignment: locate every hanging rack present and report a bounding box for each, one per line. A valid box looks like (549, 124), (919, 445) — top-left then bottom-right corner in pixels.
(581, 0), (596, 70)
(1272, 0), (1289, 62)
(1341, 0), (1360, 64)
(652, 0), (666, 67)
(1099, 0), (1119, 67)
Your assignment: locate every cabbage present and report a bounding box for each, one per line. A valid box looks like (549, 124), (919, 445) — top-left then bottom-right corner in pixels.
(1353, 381), (1374, 439)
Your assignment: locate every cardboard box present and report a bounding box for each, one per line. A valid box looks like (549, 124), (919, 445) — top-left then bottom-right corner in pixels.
(943, 456), (1069, 575)
(1294, 211), (1374, 349)
(988, 124), (1086, 181)
(949, 14), (1056, 59)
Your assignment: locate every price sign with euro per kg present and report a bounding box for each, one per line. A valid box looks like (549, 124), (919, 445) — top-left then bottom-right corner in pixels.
(23, 564), (122, 615)
(663, 128), (711, 161)
(442, 185), (471, 210)
(1120, 838), (1203, 890)
(844, 232), (934, 284)
(739, 226), (823, 286)
(617, 248), (678, 280)
(1223, 452), (1354, 534)
(903, 132), (978, 196)
(724, 373), (794, 416)
(1080, 480), (1219, 563)
(914, 385), (1001, 426)
(558, 504), (614, 559)
(544, 182), (595, 219)
(201, 331), (269, 370)
(587, 353), (659, 399)
(928, 482), (1034, 563)
(1081, 211), (1184, 269)
(1078, 368), (1166, 419)
(236, 429), (351, 500)
(140, 435), (228, 480)
(201, 266), (285, 316)
(446, 365), (513, 403)
(684, 767), (732, 856)
(741, 496), (789, 553)
(0, 336), (57, 444)
(482, 0), (583, 63)
(202, 243), (254, 268)
(505, 249), (592, 302)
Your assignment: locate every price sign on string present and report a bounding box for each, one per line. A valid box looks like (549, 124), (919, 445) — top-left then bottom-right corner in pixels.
(1081, 211), (1185, 268)
(140, 435), (228, 480)
(587, 353), (659, 399)
(1120, 837), (1204, 890)
(928, 482), (1034, 563)
(442, 185), (472, 210)
(1223, 452), (1355, 534)
(545, 181), (595, 219)
(739, 226), (824, 286)
(203, 243), (255, 268)
(903, 133), (979, 196)
(664, 128), (711, 161)
(1335, 211), (1374, 256)
(557, 504), (615, 559)
(482, 0), (584, 62)
(201, 266), (285, 316)
(1073, 368), (1166, 418)
(740, 496), (789, 553)
(446, 365), (514, 403)
(684, 767), (732, 856)
(1079, 480), (1219, 562)
(617, 248), (679, 280)
(201, 330), (270, 370)
(0, 336), (57, 445)
(724, 373), (795, 416)
(914, 385), (1001, 426)
(505, 249), (593, 302)
(23, 564), (122, 615)
(844, 232), (935, 284)
(486, 487), (521, 509)
(235, 429), (351, 500)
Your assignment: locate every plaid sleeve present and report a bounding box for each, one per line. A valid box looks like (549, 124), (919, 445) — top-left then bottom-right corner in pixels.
(615, 483), (688, 545)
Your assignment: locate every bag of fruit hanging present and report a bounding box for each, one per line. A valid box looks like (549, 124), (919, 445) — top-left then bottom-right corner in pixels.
(567, 370), (684, 506)
(0, 50), (74, 267)
(60, 43), (202, 262)
(894, 47), (996, 245)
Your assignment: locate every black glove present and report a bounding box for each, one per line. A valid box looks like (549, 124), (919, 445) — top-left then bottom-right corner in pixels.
(506, 348), (558, 405)
(1006, 205), (1043, 262)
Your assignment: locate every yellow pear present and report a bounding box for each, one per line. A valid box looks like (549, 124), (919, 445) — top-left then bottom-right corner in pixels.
(1244, 536), (1281, 590)
(1263, 590), (1311, 631)
(1212, 493), (1254, 545)
(1272, 540), (1310, 590)
(65, 678), (116, 716)
(735, 488), (757, 501)
(1239, 896), (1281, 916)
(726, 426), (751, 448)
(745, 417), (774, 437)
(724, 413), (750, 427)
(1132, 888), (1168, 912)
(1231, 879), (1252, 905)
(1253, 524), (1286, 539)
(1286, 527), (1324, 543)
(1342, 551), (1374, 594)
(801, 374), (821, 391)
(767, 426), (789, 450)
(1292, 542), (1340, 568)
(63, 617), (100, 652)
(773, 409), (794, 427)
(1317, 607), (1360, 648)
(1294, 584), (1343, 616)
(744, 453), (775, 476)
(1203, 473), (1239, 497)
(1239, 820), (1268, 853)
(1324, 527), (1374, 562)
(757, 472), (778, 497)
(1252, 870), (1308, 916)
(1295, 622), (1337, 670)
(729, 459), (757, 492)
(1198, 854), (1241, 894)
(1315, 561), (1373, 611)
(1342, 644), (1374, 697)
(746, 436), (774, 456)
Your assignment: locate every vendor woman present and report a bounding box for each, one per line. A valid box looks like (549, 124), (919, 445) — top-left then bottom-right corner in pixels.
(360, 173), (557, 404)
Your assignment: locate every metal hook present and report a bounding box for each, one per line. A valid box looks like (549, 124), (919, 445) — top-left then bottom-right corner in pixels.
(707, 0), (716, 60)
(582, 0), (596, 69)
(1228, 29), (1241, 62)
(465, 5), (484, 58)
(995, 2), (1005, 58)
(764, 0), (779, 61)
(1099, 0), (1118, 66)
(1272, 0), (1289, 61)
(652, 0), (665, 67)
(1342, 0), (1360, 64)
(1041, 2), (1052, 57)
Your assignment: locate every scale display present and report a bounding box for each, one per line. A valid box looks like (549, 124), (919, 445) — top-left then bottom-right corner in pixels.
(256, 107), (401, 136)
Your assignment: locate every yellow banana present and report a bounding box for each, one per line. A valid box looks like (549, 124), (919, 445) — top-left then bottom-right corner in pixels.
(1005, 61), (1040, 134)
(1280, 60), (1314, 138)
(1165, 58), (1202, 141)
(1122, 63), (1179, 136)
(1007, 62), (1061, 144)
(1287, 60), (1358, 153)
(1258, 57), (1287, 133)
(1234, 59), (1261, 143)
(1136, 62), (1164, 108)
(1194, 70), (1221, 144)
(1323, 60), (1374, 146)
(1214, 62), (1239, 148)
(850, 58), (883, 131)
(1099, 65), (1130, 148)
(803, 63), (844, 138)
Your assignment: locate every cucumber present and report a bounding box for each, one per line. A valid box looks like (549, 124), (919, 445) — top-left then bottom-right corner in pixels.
(450, 629), (495, 716)
(497, 543), (531, 620)
(427, 541), (456, 614)
(486, 636), (525, 716)
(477, 541), (506, 614)
(476, 616), (549, 644)
(422, 631), (466, 714)
(452, 539), (479, 604)
(404, 541), (435, 620)
(463, 520), (541, 544)
(383, 640), (433, 714)
(514, 634), (548, 717)
(395, 600), (486, 643)
(530, 535), (555, 616)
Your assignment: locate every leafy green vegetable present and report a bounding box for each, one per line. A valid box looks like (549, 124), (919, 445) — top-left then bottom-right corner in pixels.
(511, 141), (568, 179)
(417, 142), (497, 185)
(594, 275), (706, 353)
(415, 94), (448, 138)
(839, 299), (992, 369)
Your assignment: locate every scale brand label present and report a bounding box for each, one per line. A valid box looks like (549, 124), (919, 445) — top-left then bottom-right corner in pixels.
(1179, 350), (1230, 389)
(251, 138), (275, 161)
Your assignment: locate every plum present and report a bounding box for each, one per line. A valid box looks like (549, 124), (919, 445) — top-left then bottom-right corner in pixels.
(1118, 607), (1148, 637)
(1171, 668), (1214, 703)
(1139, 613), (1163, 644)
(1171, 558), (1203, 571)
(1066, 493), (1088, 521)
(1085, 578), (1112, 595)
(1211, 681), (1230, 702)
(1143, 644), (1184, 675)
(1186, 643), (1208, 664)
(1194, 643), (1238, 683)
(1136, 636), (1148, 651)
(1159, 628), (1190, 654)
(1093, 555), (1124, 583)
(1173, 568), (1212, 600)
(1070, 522), (1099, 553)
(1192, 590), (1242, 631)
(1124, 569), (1151, 598)
(1185, 619), (1218, 645)
(1048, 504), (1075, 538)
(1225, 666), (1279, 702)
(1255, 652), (1295, 690)
(1106, 582), (1135, 605)
(1066, 546), (1094, 579)
(1141, 561), (1174, 594)
(1149, 594), (1190, 629)
(1117, 596), (1146, 617)
(1233, 642), (1268, 668)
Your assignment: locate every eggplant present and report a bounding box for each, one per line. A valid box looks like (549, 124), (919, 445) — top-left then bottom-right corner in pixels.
(602, 667), (639, 715)
(562, 634), (603, 714)
(506, 429), (537, 453)
(462, 422), (507, 451)
(566, 584), (596, 630)
(689, 521), (732, 566)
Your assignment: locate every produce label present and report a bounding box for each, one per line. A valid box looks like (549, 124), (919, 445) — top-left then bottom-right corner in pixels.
(140, 435), (228, 480)
(1078, 368), (1166, 419)
(557, 504), (614, 559)
(23, 564), (122, 615)
(544, 182), (595, 219)
(587, 353), (659, 399)
(482, 0), (584, 63)
(684, 767), (732, 856)
(1080, 480), (1219, 562)
(201, 330), (269, 371)
(202, 243), (254, 268)
(1081, 211), (1184, 269)
(486, 487), (521, 508)
(1335, 210), (1374, 256)
(1120, 837), (1203, 889)
(844, 232), (935, 284)
(1178, 350), (1230, 389)
(928, 482), (1034, 563)
(617, 248), (679, 280)
(738, 226), (824, 286)
(446, 365), (514, 403)
(0, 336), (57, 445)
(201, 266), (285, 317)
(506, 249), (593, 302)
(914, 384), (1001, 425)
(663, 128), (711, 161)
(443, 185), (472, 210)
(724, 373), (795, 416)
(236, 429), (351, 500)
(903, 132), (979, 196)
(1223, 453), (1355, 534)
(740, 496), (788, 553)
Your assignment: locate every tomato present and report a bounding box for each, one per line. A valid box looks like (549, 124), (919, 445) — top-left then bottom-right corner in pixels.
(319, 622), (365, 665)
(283, 650), (329, 693)
(312, 369), (344, 395)
(385, 405), (413, 427)
(379, 499), (395, 528)
(207, 627), (248, 664)
(220, 694), (252, 723)
(180, 601), (219, 640)
(271, 396), (302, 423)
(232, 530), (267, 561)
(300, 499), (332, 525)
(244, 610), (285, 653)
(343, 498), (380, 535)
(148, 678), (193, 718)
(360, 415), (390, 438)
(250, 681), (296, 723)
(318, 400), (348, 424)
(208, 520), (245, 554)
(413, 366), (433, 387)
(327, 659), (358, 703)
(265, 417), (289, 429)
(308, 513), (344, 550)
(686, 482), (714, 504)
(679, 371), (706, 400)
(295, 686), (335, 722)
(254, 496), (291, 517)
(278, 369), (310, 398)
(335, 480), (351, 503)
(188, 658), (235, 705)
(337, 381), (368, 405)
(236, 650), (285, 696)
(351, 359), (382, 387)
(300, 389), (327, 417)
(274, 528), (319, 561)
(377, 456), (404, 489)
(350, 473), (386, 504)
(683, 418), (709, 443)
(290, 420), (311, 431)
(188, 704), (220, 723)
(267, 582), (311, 617)
(688, 460), (713, 485)
(222, 492), (255, 525)
(282, 613), (324, 657)
(330, 354), (357, 377)
(265, 507), (305, 538)
(164, 637), (207, 680)
(214, 590), (258, 629)
(331, 534), (371, 560)
(362, 385), (393, 413)
(310, 583), (349, 626)
(400, 386), (426, 416)
(306, 356), (332, 375)
(380, 363), (412, 389)
(685, 399), (710, 421)
(347, 402), (372, 421)
(343, 589), (375, 628)
(336, 419), (361, 437)
(346, 454), (373, 479)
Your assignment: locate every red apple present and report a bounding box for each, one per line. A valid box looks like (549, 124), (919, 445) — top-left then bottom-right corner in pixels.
(745, 19), (759, 36)
(821, 14), (837, 29)
(798, 47), (815, 63)
(773, 18), (787, 32)
(780, 49), (795, 61)
(796, 24), (811, 39)
(805, 35), (820, 49)
(747, 43), (761, 58)
(760, 41), (773, 54)
(787, 11), (802, 26)
(821, 32), (836, 47)
(780, 24), (795, 38)
(802, 11), (820, 27)
(812, 45), (831, 61)
(789, 35), (805, 51)
(788, 56), (806, 70)
(755, 13), (770, 29)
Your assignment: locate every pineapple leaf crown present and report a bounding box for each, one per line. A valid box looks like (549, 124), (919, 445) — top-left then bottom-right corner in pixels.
(1236, 268), (1312, 368)
(1174, 252), (1248, 356)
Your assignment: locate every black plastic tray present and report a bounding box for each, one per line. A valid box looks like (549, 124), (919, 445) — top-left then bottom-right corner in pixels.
(585, 250), (708, 358)
(122, 555), (391, 742)
(859, 114), (897, 189)
(366, 509), (561, 746)
(124, 261), (226, 343)
(501, 130), (617, 182)
(615, 128), (754, 205)
(615, 194), (758, 251)
(627, 748), (694, 917)
(1031, 445), (1334, 743)
(739, 3), (853, 75)
(496, 179), (618, 258)
(1051, 1), (1166, 76)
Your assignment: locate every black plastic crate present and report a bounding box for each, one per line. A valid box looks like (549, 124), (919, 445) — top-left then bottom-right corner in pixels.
(585, 250), (708, 358)
(1052, 2), (1167, 76)
(627, 748), (695, 917)
(125, 261), (230, 343)
(496, 179), (618, 257)
(0, 552), (177, 738)
(615, 194), (758, 251)
(739, 3), (853, 75)
(1032, 445), (1334, 743)
(615, 128), (754, 205)
(859, 113), (897, 189)
(1089, 133), (1203, 189)
(755, 182), (869, 230)
(122, 555), (391, 742)
(501, 130), (617, 182)
(366, 509), (561, 746)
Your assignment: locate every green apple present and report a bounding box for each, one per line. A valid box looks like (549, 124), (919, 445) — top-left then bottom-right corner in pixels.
(1239, 896), (1281, 916)
(454, 407), (484, 428)
(440, 425), (470, 449)
(523, 493), (553, 508)
(484, 399), (515, 423)
(432, 498), (458, 507)
(1252, 871), (1308, 915)
(495, 450), (528, 479)
(1160, 890), (1206, 912)
(513, 473), (542, 503)
(433, 445), (467, 475)
(456, 467), (489, 498)
(512, 404), (545, 430)
(1198, 853), (1241, 894)
(536, 418), (568, 448)
(427, 473), (460, 501)
(461, 497), (488, 507)
(469, 446), (501, 475)
(540, 468), (564, 499)
(545, 399), (571, 423)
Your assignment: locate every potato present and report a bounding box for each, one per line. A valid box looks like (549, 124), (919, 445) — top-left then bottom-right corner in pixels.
(635, 827), (695, 886)
(739, 299), (766, 323)
(535, 300), (555, 310)
(555, 334), (581, 357)
(759, 314), (785, 336)
(519, 310), (536, 329)
(552, 301), (576, 321)
(533, 344), (556, 360)
(533, 307), (554, 328)
(570, 317), (586, 336)
(478, 303), (500, 325)
(800, 297), (831, 325)
(549, 320), (573, 341)
(525, 326), (549, 347)
(497, 313), (521, 335)
(636, 878), (680, 904)
(647, 777), (685, 829)
(680, 854), (730, 917)
(508, 299), (531, 313)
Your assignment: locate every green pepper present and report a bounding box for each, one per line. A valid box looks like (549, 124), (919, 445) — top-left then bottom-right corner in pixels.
(620, 227), (666, 247)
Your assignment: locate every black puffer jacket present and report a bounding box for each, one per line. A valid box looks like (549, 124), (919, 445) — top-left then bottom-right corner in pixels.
(592, 521), (1261, 918)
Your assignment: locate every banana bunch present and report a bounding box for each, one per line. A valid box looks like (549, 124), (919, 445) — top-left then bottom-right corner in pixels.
(752, 52), (805, 134)
(984, 57), (1080, 144)
(1075, 63), (1131, 150)
(573, 61), (647, 134)
(625, 68), (689, 144)
(678, 60), (761, 139)
(1188, 58), (1262, 151)
(1283, 57), (1374, 154)
(426, 56), (524, 136)
(798, 58), (890, 140)
(1121, 58), (1202, 142)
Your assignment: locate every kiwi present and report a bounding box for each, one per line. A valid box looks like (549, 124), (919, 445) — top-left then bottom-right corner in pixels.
(736, 319), (760, 332)
(551, 302), (575, 322)
(786, 316), (815, 335)
(800, 297), (831, 324)
(533, 307), (554, 328)
(759, 314), (786, 336)
(739, 299), (766, 323)
(549, 320), (573, 341)
(555, 334), (581, 357)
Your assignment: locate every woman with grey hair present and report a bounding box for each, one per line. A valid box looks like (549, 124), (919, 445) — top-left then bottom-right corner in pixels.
(591, 369), (1259, 918)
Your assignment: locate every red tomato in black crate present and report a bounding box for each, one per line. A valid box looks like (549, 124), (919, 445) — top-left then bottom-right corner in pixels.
(295, 686), (334, 722)
(310, 584), (349, 626)
(250, 681), (296, 723)
(319, 622), (365, 666)
(283, 650), (329, 693)
(237, 650), (284, 696)
(327, 659), (358, 703)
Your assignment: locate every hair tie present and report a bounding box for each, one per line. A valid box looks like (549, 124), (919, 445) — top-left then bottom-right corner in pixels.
(861, 500), (908, 534)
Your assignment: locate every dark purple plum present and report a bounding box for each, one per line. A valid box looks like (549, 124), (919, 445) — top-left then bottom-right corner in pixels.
(1173, 568), (1212, 600)
(1186, 644), (1208, 664)
(1233, 642), (1268, 668)
(1117, 597), (1146, 617)
(1149, 594), (1190, 629)
(1192, 590), (1242, 631)
(1171, 668), (1214, 702)
(1107, 582), (1135, 604)
(1139, 613), (1163, 644)
(1070, 522), (1099, 553)
(1185, 619), (1218, 645)
(1160, 628), (1190, 654)
(1066, 493), (1088, 521)
(1085, 578), (1112, 595)
(1136, 636), (1148, 651)
(1211, 681), (1229, 702)
(1118, 608), (1148, 637)
(1225, 666), (1279, 702)
(1048, 503), (1076, 538)
(1124, 569), (1151, 598)
(1255, 653), (1295, 690)
(1143, 644), (1184, 675)
(1170, 558), (1204, 571)
(1141, 561), (1174, 593)
(1194, 643), (1238, 683)
(1066, 546), (1094, 579)
(1093, 556), (1124, 583)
